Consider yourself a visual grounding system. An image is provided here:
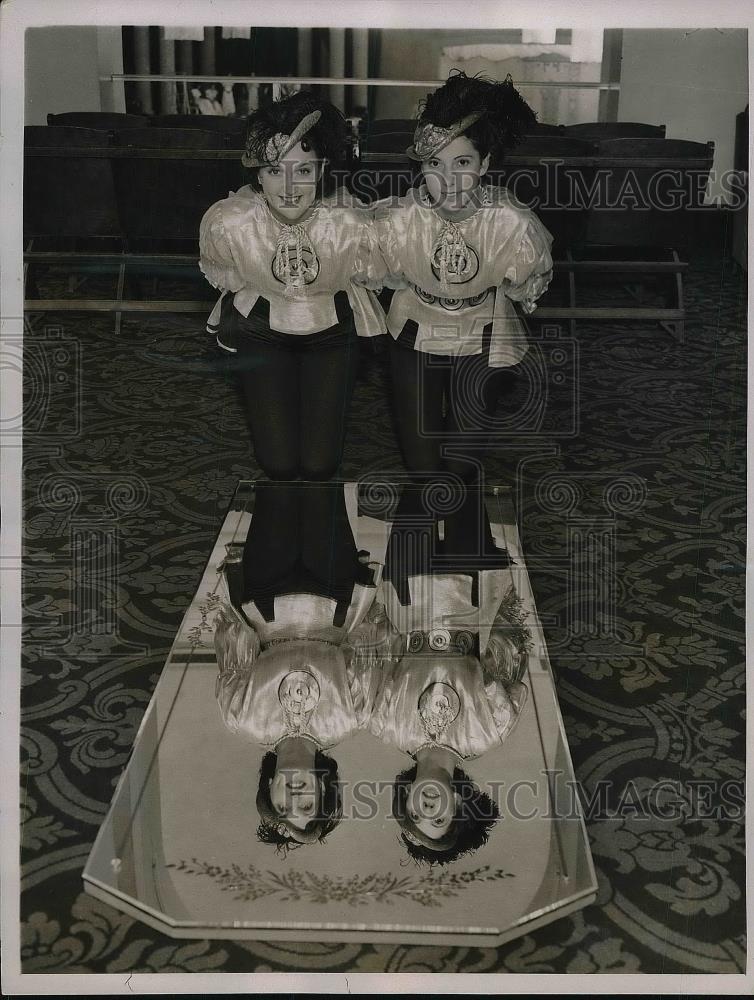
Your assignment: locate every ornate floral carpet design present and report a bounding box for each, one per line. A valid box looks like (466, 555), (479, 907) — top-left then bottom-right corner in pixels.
(20, 243), (746, 974)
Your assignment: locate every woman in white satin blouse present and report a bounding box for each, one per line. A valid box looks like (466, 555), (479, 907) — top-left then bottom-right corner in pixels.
(199, 91), (386, 482)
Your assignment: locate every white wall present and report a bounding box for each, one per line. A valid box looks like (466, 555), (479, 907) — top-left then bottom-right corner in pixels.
(96, 28), (126, 113)
(619, 29), (748, 203)
(374, 29), (528, 119)
(25, 26), (124, 125)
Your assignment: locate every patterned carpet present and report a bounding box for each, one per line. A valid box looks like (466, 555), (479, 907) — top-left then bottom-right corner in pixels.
(20, 234), (746, 974)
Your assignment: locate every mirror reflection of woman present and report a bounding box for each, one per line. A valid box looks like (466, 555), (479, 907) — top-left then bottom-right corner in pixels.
(370, 482), (531, 865)
(199, 92), (386, 483)
(214, 482), (386, 850)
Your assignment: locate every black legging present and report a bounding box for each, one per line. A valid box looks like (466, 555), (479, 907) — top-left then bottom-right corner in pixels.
(242, 481), (365, 621)
(382, 477), (510, 602)
(228, 306), (359, 481)
(387, 335), (507, 580)
(389, 336), (500, 484)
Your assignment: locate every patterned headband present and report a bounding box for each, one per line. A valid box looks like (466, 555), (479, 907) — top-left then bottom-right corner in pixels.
(406, 111), (484, 161)
(242, 109), (322, 168)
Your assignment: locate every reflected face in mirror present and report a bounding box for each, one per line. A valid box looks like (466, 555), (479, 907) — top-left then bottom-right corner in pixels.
(270, 768), (319, 831)
(393, 764), (500, 865)
(258, 142), (323, 222)
(406, 774), (459, 840)
(421, 136), (490, 208)
(256, 749), (342, 849)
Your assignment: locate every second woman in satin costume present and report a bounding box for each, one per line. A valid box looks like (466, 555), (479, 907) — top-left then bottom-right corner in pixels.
(199, 92), (386, 482)
(374, 72), (554, 524)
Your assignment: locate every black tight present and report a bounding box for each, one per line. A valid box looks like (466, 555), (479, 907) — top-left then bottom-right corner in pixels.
(230, 312), (359, 481)
(383, 476), (510, 600)
(388, 338), (500, 485)
(242, 482), (362, 620)
(386, 338), (507, 592)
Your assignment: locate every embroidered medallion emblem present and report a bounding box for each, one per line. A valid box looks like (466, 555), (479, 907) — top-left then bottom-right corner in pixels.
(278, 669), (321, 731)
(418, 681), (461, 742)
(430, 227), (479, 286)
(271, 238), (320, 289)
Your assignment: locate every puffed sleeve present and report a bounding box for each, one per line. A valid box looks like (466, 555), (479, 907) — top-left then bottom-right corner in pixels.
(500, 211), (554, 314)
(481, 582), (530, 739)
(482, 583), (532, 686)
(198, 200), (246, 294)
(213, 604), (261, 732)
(351, 219), (389, 291)
(373, 199), (409, 290)
(484, 676), (528, 741)
(368, 660), (396, 741)
(344, 602), (399, 728)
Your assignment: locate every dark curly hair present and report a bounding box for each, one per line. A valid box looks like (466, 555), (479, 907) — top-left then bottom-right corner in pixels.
(392, 763), (500, 866)
(256, 748), (342, 852)
(417, 70), (536, 160)
(244, 90), (347, 195)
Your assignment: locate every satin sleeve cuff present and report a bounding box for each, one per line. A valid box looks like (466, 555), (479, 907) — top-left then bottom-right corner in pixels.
(345, 607), (397, 727)
(198, 202), (246, 293)
(373, 200), (406, 288)
(351, 220), (389, 290)
(214, 603), (259, 683)
(486, 678), (528, 739)
(501, 214), (554, 313)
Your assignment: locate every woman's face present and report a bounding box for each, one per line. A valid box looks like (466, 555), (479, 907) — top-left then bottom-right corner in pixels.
(421, 135), (490, 208)
(258, 141), (323, 222)
(270, 766), (319, 833)
(406, 772), (459, 841)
